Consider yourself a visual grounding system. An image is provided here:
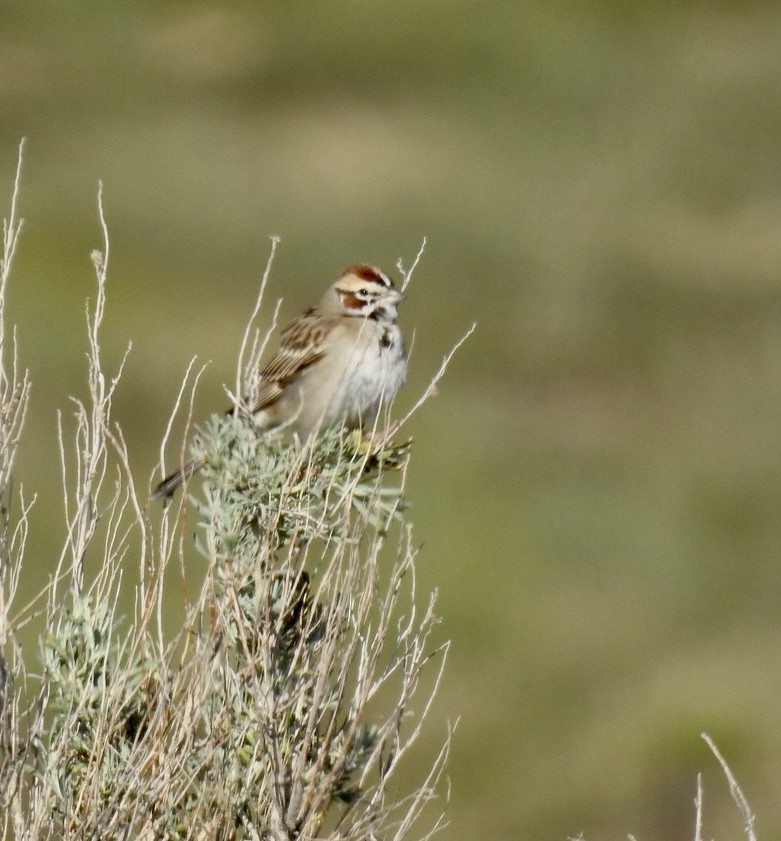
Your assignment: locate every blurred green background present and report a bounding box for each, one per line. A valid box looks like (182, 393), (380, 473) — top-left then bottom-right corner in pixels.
(4, 1), (781, 837)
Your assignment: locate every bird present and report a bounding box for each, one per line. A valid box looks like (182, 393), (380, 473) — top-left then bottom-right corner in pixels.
(152, 264), (407, 500)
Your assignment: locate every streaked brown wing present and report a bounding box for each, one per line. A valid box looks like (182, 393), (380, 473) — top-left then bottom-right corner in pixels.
(250, 309), (328, 412)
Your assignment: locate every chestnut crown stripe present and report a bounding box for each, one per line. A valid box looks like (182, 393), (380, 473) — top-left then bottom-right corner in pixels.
(342, 264), (393, 287)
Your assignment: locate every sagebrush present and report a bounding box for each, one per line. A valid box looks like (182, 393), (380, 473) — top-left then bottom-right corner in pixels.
(0, 143), (455, 841)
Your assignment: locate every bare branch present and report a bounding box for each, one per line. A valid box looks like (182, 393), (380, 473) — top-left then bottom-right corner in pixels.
(701, 732), (757, 841)
(233, 235), (280, 412)
(397, 236), (427, 294)
(693, 773), (704, 841)
(397, 321), (476, 430)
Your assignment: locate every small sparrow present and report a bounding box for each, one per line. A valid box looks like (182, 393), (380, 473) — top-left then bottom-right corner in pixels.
(153, 264), (407, 499)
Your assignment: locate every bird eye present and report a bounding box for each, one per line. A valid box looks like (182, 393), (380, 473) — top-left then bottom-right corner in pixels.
(359, 288), (369, 296)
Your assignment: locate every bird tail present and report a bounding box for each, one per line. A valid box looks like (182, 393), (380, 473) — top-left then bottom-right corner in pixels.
(152, 458), (205, 501)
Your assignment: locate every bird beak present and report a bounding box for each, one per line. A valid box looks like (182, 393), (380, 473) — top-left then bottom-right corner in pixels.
(387, 288), (405, 304)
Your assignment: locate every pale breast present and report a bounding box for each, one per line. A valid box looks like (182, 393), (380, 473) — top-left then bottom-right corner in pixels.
(281, 321), (407, 436)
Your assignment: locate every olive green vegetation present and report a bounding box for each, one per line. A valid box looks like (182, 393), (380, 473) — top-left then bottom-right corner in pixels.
(4, 1), (781, 837)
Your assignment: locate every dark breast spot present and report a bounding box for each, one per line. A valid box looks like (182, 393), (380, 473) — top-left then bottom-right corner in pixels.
(380, 330), (393, 349)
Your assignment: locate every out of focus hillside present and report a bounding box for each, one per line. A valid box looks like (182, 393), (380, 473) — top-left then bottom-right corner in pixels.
(3, 2), (781, 838)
